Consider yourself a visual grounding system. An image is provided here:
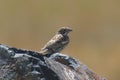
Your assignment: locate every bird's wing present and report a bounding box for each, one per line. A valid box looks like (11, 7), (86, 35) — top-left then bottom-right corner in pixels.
(41, 34), (63, 50)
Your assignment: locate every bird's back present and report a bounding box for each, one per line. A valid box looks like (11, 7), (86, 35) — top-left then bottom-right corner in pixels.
(40, 33), (69, 54)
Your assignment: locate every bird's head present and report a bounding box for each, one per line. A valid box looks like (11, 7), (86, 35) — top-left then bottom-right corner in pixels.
(57, 27), (72, 35)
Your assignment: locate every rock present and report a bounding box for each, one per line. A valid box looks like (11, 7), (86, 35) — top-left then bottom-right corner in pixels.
(0, 44), (106, 80)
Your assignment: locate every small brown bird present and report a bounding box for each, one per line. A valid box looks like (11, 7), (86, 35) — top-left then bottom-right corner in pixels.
(40, 27), (72, 55)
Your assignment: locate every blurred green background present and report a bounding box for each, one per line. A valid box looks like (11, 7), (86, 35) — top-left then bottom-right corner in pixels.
(0, 0), (120, 80)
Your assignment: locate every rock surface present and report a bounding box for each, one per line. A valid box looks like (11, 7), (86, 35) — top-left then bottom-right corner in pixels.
(0, 44), (106, 80)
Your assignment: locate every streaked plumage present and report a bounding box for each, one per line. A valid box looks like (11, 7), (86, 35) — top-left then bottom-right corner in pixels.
(40, 27), (72, 54)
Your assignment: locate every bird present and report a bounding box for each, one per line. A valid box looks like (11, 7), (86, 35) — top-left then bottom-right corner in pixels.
(40, 27), (72, 55)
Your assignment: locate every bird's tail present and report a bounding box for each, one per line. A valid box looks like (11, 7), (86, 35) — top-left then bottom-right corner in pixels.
(40, 49), (49, 54)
